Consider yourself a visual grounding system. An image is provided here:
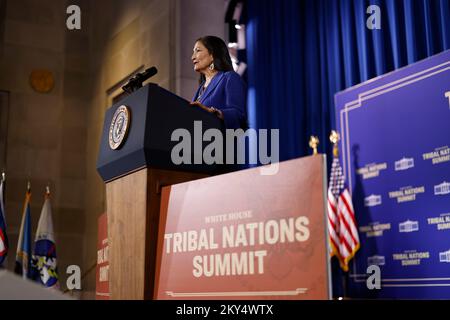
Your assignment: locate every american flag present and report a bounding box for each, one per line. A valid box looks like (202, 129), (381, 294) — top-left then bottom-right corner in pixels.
(327, 156), (360, 271)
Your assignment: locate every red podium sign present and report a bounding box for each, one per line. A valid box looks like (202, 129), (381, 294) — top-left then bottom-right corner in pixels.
(96, 213), (110, 300)
(154, 156), (331, 300)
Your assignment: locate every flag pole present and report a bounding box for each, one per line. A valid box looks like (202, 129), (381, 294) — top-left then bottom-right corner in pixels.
(335, 137), (348, 299)
(342, 269), (348, 299)
(330, 131), (346, 298)
(1, 172), (5, 203)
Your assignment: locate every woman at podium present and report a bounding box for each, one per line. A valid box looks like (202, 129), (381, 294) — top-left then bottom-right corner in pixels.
(190, 36), (248, 130)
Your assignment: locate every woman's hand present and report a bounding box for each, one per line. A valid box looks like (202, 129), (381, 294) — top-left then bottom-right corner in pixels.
(190, 102), (224, 120)
(210, 107), (224, 120)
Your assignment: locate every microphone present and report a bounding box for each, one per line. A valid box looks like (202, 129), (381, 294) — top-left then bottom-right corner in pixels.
(122, 66), (158, 94)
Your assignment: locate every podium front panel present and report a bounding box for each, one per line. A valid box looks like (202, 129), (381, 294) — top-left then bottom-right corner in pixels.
(154, 155), (331, 300)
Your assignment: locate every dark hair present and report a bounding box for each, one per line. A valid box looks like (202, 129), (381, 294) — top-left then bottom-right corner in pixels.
(196, 36), (234, 84)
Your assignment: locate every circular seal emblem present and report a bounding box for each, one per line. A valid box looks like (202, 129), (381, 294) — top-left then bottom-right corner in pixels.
(109, 105), (131, 150)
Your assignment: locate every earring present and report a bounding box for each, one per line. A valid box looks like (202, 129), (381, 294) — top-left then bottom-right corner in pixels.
(209, 62), (215, 70)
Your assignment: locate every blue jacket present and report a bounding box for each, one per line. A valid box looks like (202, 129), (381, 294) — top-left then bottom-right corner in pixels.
(192, 71), (247, 129)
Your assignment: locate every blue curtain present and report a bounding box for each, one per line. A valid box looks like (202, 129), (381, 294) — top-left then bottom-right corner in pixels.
(245, 0), (450, 297)
(246, 0), (450, 162)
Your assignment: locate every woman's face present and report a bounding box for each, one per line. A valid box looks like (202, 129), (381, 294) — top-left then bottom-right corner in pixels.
(192, 41), (214, 73)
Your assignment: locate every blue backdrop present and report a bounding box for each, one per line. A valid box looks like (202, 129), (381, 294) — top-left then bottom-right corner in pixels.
(244, 0), (450, 297)
(334, 49), (450, 299)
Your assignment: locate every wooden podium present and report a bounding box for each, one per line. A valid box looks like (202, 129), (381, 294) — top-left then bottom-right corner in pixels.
(96, 84), (223, 299)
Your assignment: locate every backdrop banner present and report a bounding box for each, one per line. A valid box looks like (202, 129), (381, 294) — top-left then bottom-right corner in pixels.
(335, 49), (450, 299)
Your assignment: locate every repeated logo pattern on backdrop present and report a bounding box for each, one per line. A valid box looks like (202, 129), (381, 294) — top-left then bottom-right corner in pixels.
(335, 50), (450, 299)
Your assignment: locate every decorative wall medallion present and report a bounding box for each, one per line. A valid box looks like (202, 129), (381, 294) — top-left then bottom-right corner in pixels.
(29, 70), (54, 93)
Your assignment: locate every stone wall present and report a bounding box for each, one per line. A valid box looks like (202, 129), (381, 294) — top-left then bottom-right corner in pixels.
(0, 0), (225, 299)
(0, 0), (87, 293)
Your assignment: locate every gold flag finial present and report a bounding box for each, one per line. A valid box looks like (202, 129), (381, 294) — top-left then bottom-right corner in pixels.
(1, 172), (5, 182)
(309, 136), (320, 155)
(329, 130), (340, 158)
(27, 181), (31, 192)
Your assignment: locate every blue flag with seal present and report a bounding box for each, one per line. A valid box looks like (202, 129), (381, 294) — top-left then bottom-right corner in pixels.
(0, 174), (8, 267)
(15, 186), (33, 279)
(32, 188), (58, 288)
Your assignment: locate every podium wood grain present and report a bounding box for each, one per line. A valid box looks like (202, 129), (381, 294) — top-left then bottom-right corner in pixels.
(106, 168), (208, 299)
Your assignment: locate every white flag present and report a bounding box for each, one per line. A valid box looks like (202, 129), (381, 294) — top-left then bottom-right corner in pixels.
(32, 193), (59, 287)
